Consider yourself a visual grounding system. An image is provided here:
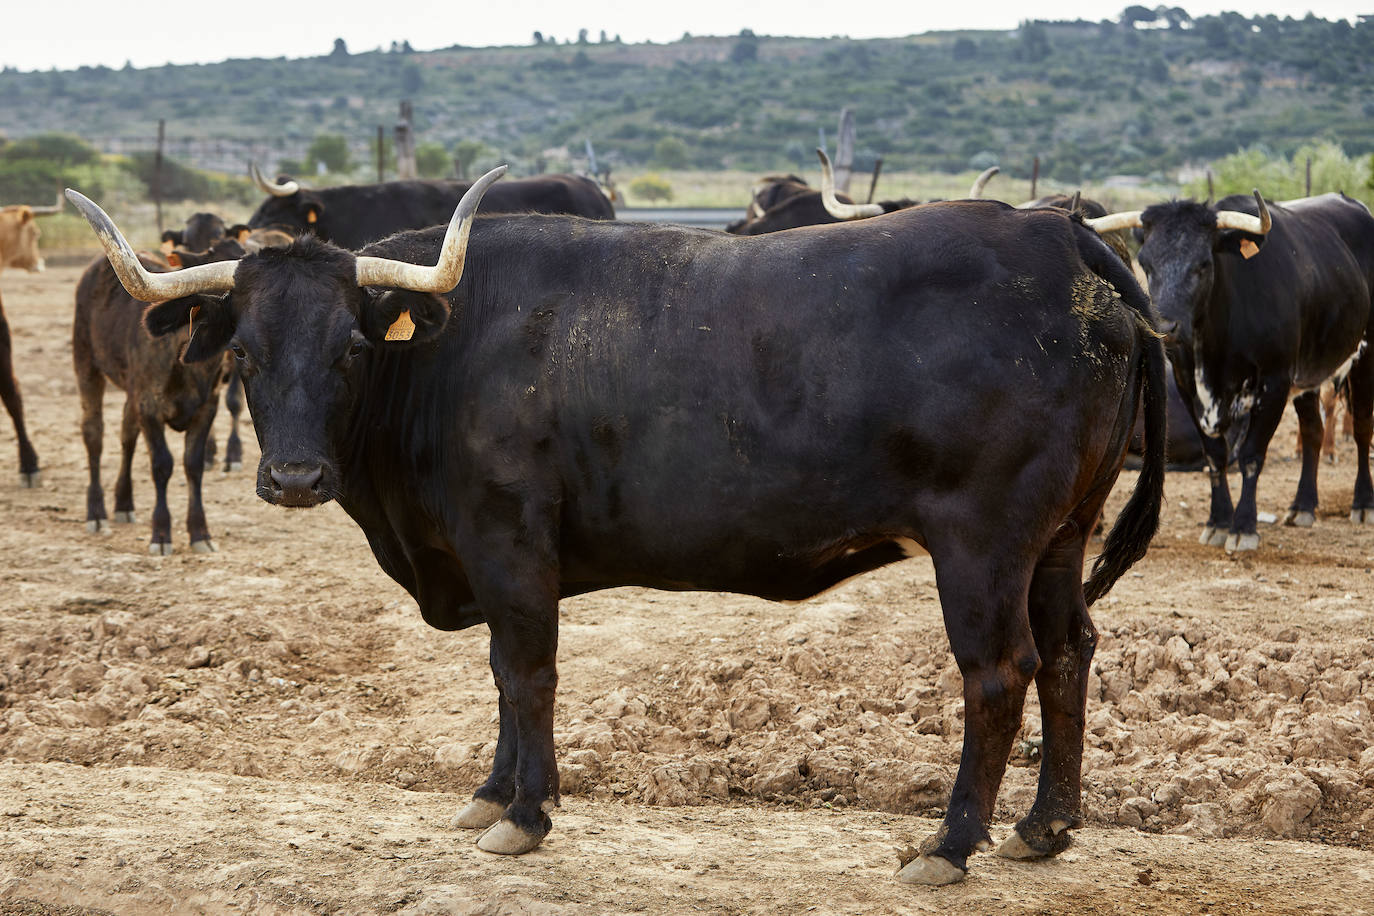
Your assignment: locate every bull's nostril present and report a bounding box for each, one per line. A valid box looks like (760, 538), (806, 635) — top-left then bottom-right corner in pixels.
(270, 465), (324, 497)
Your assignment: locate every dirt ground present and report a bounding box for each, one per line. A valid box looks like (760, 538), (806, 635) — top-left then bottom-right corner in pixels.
(1, 263), (1372, 915)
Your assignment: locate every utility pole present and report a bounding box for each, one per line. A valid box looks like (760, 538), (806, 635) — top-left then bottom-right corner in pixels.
(395, 101), (417, 180)
(153, 119), (165, 235)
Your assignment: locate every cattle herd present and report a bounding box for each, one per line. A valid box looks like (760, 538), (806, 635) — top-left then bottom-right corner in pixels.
(0, 149), (1371, 890)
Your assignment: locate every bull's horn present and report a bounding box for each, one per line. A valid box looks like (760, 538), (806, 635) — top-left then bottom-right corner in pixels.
(1067, 190), (1082, 214)
(249, 162), (300, 197)
(27, 189), (65, 216)
(969, 166), (1000, 199)
(1084, 210), (1144, 235)
(1215, 189), (1271, 235)
(66, 190), (237, 300)
(815, 149), (883, 220)
(354, 165), (506, 292)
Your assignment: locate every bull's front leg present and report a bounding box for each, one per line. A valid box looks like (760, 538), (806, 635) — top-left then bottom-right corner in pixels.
(449, 639), (520, 831)
(140, 417), (176, 555)
(1225, 376), (1290, 552)
(182, 395), (219, 552)
(1346, 346), (1374, 522)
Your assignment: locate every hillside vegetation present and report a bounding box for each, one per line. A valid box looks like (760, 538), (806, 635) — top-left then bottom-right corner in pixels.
(2, 9), (1373, 187)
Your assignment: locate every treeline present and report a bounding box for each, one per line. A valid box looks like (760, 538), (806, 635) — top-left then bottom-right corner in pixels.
(1, 9), (1373, 184)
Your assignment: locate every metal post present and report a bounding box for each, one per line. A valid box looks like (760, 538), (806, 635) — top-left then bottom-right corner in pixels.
(377, 126), (384, 182)
(866, 157), (884, 204)
(1030, 155), (1040, 200)
(395, 100), (417, 180)
(153, 119), (165, 235)
(1305, 156), (1312, 197)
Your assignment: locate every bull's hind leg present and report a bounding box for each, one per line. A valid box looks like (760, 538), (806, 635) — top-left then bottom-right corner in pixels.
(140, 417), (176, 555)
(224, 366), (245, 472)
(183, 395), (219, 551)
(997, 532), (1097, 861)
(0, 308), (39, 486)
(112, 398), (140, 524)
(1284, 390), (1324, 528)
(1346, 346), (1374, 522)
(899, 549), (1038, 885)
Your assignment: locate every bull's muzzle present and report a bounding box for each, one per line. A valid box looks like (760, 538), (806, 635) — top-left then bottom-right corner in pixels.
(268, 463), (325, 507)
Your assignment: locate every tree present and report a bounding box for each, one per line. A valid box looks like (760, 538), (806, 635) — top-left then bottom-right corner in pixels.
(578, 28), (589, 44)
(533, 31), (544, 45)
(330, 38), (349, 58)
(1017, 21), (1052, 62)
(730, 29), (758, 64)
(415, 142), (451, 178)
(1120, 6), (1156, 27)
(305, 134), (352, 174)
(0, 133), (99, 168)
(651, 137), (689, 169)
(628, 173), (673, 202)
(453, 139), (487, 178)
(952, 37), (977, 61)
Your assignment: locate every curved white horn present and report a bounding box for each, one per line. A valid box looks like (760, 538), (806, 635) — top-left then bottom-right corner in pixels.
(1084, 210), (1144, 235)
(815, 149), (883, 220)
(354, 165), (507, 292)
(66, 189), (237, 301)
(249, 162), (300, 197)
(969, 166), (1000, 199)
(1215, 189), (1271, 235)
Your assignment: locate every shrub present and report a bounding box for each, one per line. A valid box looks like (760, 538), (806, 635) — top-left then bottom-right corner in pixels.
(628, 173), (673, 203)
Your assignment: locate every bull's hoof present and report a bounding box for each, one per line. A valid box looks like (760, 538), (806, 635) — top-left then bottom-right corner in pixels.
(113, 511), (137, 524)
(896, 854), (966, 886)
(191, 539), (218, 554)
(86, 519), (111, 535)
(1199, 526), (1227, 547)
(451, 798), (506, 830)
(994, 830), (1044, 860)
(476, 819), (546, 855)
(1283, 509), (1316, 528)
(225, 461), (243, 473)
(1352, 508), (1374, 524)
(18, 471), (41, 488)
(1224, 532), (1260, 553)
(148, 541), (174, 556)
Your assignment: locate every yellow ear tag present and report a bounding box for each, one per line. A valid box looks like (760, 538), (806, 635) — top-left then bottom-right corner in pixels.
(385, 309), (415, 341)
(1240, 239), (1259, 259)
(307, 209), (318, 224)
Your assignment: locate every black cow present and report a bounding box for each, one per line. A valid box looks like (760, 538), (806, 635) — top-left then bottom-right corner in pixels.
(70, 174), (1165, 886)
(248, 165), (615, 249)
(73, 237), (245, 553)
(1090, 191), (1374, 550)
(160, 212), (233, 256)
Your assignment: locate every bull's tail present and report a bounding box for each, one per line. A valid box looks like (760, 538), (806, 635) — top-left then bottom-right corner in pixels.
(1073, 221), (1166, 606)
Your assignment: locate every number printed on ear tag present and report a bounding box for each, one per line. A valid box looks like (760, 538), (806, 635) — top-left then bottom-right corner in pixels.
(385, 309), (415, 341)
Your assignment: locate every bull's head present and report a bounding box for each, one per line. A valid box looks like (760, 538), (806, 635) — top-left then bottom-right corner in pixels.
(1086, 193), (1270, 351)
(247, 163), (324, 238)
(0, 190), (63, 273)
(66, 166), (507, 509)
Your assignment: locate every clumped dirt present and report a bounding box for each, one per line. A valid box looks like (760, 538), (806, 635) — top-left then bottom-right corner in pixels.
(2, 265), (1373, 914)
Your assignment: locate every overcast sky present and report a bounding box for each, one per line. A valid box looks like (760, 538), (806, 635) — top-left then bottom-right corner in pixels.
(2, 1), (1367, 72)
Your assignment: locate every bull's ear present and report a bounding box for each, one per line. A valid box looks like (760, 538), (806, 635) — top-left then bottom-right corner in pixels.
(1216, 229), (1267, 260)
(360, 289), (450, 345)
(143, 294), (237, 363)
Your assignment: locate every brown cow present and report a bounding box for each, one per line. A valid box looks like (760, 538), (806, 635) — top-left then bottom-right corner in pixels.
(73, 237), (242, 553)
(0, 193), (61, 486)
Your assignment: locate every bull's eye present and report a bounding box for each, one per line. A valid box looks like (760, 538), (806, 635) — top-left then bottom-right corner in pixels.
(348, 339), (367, 358)
(231, 343), (247, 360)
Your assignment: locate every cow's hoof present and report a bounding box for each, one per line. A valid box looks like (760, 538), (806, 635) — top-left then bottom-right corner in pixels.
(1224, 533), (1260, 553)
(18, 471), (40, 488)
(225, 461), (243, 473)
(1283, 509), (1315, 528)
(86, 519), (111, 535)
(1199, 526), (1227, 547)
(994, 830), (1043, 860)
(148, 542), (174, 556)
(1352, 508), (1374, 524)
(191, 539), (218, 554)
(476, 819), (545, 855)
(896, 854), (965, 885)
(113, 511), (137, 524)
(451, 798), (506, 830)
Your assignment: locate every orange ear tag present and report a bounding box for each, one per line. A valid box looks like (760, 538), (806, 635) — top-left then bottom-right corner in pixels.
(385, 309), (415, 341)
(307, 209), (318, 224)
(1240, 239), (1259, 260)
(166, 251), (182, 269)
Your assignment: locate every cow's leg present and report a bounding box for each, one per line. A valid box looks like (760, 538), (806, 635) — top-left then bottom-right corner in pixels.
(451, 642), (522, 832)
(1347, 348), (1374, 522)
(1225, 376), (1290, 552)
(224, 366), (244, 472)
(472, 601), (560, 856)
(900, 552), (1038, 885)
(1198, 429), (1234, 547)
(111, 398), (140, 524)
(140, 418), (176, 555)
(0, 308), (39, 486)
(76, 362), (109, 533)
(183, 395), (218, 552)
(997, 534), (1096, 861)
(1284, 390), (1323, 528)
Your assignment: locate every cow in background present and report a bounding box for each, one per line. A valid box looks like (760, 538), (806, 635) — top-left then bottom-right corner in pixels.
(0, 191), (62, 486)
(73, 235), (247, 554)
(1089, 191), (1374, 550)
(247, 165), (614, 249)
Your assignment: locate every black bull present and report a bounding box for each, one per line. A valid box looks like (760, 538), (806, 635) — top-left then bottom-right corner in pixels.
(248, 174), (615, 249)
(118, 198), (1167, 883)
